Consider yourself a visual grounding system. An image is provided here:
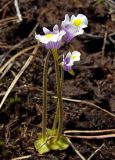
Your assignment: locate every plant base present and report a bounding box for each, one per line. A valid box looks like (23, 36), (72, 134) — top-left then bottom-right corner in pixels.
(34, 129), (69, 154)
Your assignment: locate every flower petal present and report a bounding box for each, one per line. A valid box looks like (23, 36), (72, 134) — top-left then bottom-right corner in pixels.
(65, 14), (70, 22)
(53, 24), (59, 34)
(71, 51), (81, 62)
(76, 14), (88, 27)
(35, 35), (49, 44)
(71, 15), (76, 21)
(64, 51), (71, 64)
(35, 34), (42, 41)
(74, 29), (84, 36)
(43, 27), (51, 34)
(63, 64), (72, 72)
(57, 30), (66, 41)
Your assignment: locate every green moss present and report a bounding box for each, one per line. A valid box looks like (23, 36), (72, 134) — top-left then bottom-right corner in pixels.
(9, 95), (20, 104)
(0, 139), (5, 147)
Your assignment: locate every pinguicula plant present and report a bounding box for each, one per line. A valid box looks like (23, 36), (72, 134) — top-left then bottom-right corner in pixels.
(34, 14), (88, 154)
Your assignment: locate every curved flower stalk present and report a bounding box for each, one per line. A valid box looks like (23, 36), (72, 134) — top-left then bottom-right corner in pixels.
(61, 14), (88, 42)
(35, 25), (65, 50)
(61, 51), (81, 75)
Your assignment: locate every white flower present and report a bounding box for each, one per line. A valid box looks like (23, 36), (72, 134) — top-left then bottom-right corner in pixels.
(61, 51), (81, 74)
(35, 25), (65, 49)
(61, 14), (88, 42)
(71, 14), (88, 29)
(70, 51), (81, 62)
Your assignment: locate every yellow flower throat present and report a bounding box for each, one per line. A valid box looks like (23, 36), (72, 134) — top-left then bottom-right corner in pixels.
(71, 55), (77, 60)
(45, 34), (54, 39)
(72, 18), (83, 27)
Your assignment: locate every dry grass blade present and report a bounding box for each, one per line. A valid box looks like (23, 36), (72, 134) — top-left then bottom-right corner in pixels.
(28, 23), (39, 37)
(102, 31), (107, 56)
(0, 45), (37, 74)
(66, 137), (86, 160)
(0, 39), (28, 67)
(14, 0), (23, 22)
(87, 143), (105, 160)
(6, 38), (28, 55)
(0, 16), (18, 25)
(104, 0), (115, 11)
(64, 133), (115, 139)
(108, 32), (115, 45)
(11, 155), (31, 160)
(0, 0), (13, 12)
(0, 45), (39, 109)
(52, 97), (115, 118)
(64, 129), (115, 134)
(0, 63), (13, 79)
(0, 44), (12, 49)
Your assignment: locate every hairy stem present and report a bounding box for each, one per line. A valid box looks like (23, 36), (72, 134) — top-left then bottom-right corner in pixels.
(52, 102), (59, 131)
(52, 66), (64, 131)
(42, 51), (50, 140)
(52, 49), (63, 140)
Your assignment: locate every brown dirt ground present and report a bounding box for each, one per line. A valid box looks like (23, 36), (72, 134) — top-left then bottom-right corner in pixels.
(0, 0), (115, 159)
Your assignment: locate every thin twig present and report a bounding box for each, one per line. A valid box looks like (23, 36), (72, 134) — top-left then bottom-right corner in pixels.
(0, 45), (39, 109)
(0, 16), (17, 25)
(52, 96), (115, 118)
(0, 63), (13, 79)
(66, 137), (86, 160)
(83, 33), (103, 39)
(14, 0), (23, 23)
(0, 42), (12, 49)
(6, 38), (28, 55)
(28, 23), (39, 37)
(102, 31), (107, 56)
(0, 0), (13, 12)
(0, 85), (53, 97)
(64, 129), (115, 134)
(64, 133), (115, 139)
(87, 143), (105, 160)
(108, 32), (115, 45)
(11, 155), (31, 160)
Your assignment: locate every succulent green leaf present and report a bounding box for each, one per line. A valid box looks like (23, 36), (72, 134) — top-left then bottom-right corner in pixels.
(34, 138), (50, 154)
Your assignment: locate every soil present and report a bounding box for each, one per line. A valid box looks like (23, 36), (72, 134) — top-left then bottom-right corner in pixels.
(0, 0), (115, 160)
